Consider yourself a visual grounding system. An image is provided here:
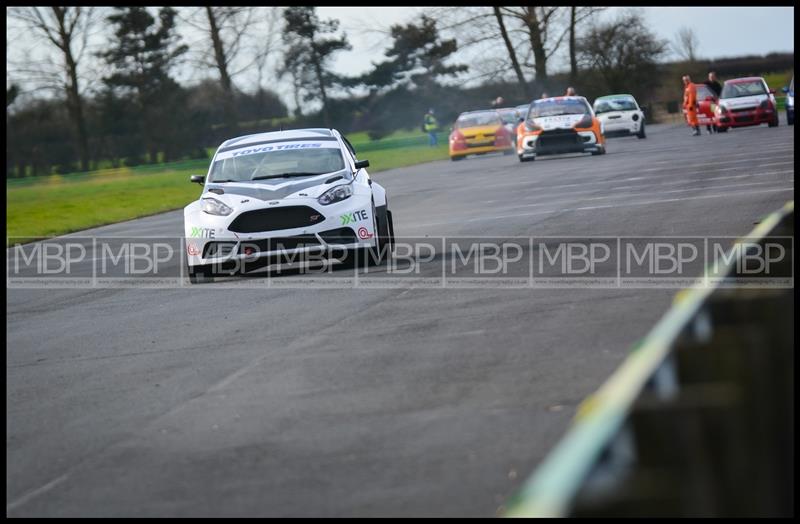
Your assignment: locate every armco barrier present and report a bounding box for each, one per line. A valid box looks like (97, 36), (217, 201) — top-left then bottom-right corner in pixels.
(505, 201), (794, 518)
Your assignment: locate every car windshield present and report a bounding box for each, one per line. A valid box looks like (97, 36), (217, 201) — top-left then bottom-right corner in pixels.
(529, 99), (590, 119)
(721, 80), (767, 99)
(497, 110), (518, 125)
(209, 147), (345, 183)
(594, 98), (637, 114)
(455, 112), (502, 128)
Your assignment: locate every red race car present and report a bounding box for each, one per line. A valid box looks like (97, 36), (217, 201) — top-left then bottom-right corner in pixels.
(714, 76), (779, 131)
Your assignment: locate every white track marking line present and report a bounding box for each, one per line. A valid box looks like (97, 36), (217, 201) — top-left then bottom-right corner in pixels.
(475, 169), (793, 205)
(6, 474), (69, 513)
(415, 187), (794, 227)
(500, 179), (793, 211)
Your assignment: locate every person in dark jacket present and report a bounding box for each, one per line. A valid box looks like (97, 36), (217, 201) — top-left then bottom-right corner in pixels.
(705, 72), (722, 97)
(704, 72), (722, 134)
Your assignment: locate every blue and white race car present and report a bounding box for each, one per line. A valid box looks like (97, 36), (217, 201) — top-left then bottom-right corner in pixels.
(184, 128), (394, 283)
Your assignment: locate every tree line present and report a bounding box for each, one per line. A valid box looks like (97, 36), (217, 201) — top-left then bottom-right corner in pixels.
(6, 7), (791, 178)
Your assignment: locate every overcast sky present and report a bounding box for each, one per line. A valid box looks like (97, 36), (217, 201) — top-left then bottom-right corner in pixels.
(322, 6), (795, 75)
(6, 6), (795, 112)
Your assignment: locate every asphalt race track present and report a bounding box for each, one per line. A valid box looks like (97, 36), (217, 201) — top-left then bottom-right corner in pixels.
(6, 119), (794, 516)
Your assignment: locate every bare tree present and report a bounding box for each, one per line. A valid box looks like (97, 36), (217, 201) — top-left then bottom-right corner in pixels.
(673, 26), (700, 62)
(498, 7), (570, 86)
(179, 7), (282, 129)
(569, 7), (605, 84)
(493, 7), (530, 98)
(9, 7), (98, 171)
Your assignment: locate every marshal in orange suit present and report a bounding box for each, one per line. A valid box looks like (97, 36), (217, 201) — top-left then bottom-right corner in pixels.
(682, 75), (701, 136)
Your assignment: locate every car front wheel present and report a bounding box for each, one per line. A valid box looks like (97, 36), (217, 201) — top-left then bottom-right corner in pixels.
(188, 264), (214, 284)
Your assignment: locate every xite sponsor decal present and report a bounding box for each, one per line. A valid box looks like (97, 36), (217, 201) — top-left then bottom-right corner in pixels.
(190, 227), (215, 239)
(341, 209), (368, 225)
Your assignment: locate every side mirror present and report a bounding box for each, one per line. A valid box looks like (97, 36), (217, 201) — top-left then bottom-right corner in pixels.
(354, 159), (370, 170)
(782, 86), (790, 93)
(769, 89), (776, 95)
(190, 175), (205, 184)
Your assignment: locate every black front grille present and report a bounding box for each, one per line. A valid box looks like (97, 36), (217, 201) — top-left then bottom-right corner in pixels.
(318, 227), (359, 245)
(538, 129), (581, 150)
(203, 242), (237, 258)
(239, 235), (321, 254)
(735, 115), (755, 123)
(228, 206), (325, 233)
(731, 107), (755, 113)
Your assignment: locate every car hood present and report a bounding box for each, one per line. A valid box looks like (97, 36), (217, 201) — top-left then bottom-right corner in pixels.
(456, 124), (503, 136)
(597, 110), (637, 119)
(202, 170), (350, 204)
(531, 113), (586, 130)
(720, 93), (768, 108)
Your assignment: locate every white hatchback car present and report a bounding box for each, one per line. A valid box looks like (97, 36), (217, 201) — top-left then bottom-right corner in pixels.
(183, 128), (394, 282)
(593, 94), (646, 139)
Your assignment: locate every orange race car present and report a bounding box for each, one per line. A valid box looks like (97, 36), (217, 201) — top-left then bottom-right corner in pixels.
(516, 96), (606, 162)
(449, 110), (515, 161)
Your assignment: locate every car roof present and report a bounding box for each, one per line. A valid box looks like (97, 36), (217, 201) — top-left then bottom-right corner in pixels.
(724, 76), (765, 84)
(220, 128), (336, 149)
(458, 109), (500, 116)
(534, 95), (589, 104)
(595, 94), (635, 101)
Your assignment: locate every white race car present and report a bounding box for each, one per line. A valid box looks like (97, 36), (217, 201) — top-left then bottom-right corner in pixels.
(593, 94), (646, 139)
(184, 128), (394, 283)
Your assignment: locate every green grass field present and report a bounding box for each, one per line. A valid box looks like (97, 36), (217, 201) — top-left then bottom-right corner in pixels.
(7, 133), (449, 245)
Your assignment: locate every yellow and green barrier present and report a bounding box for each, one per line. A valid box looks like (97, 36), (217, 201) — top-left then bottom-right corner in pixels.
(505, 201), (794, 518)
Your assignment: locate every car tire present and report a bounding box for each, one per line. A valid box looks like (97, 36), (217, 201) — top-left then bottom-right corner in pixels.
(768, 117), (779, 127)
(591, 146), (606, 156)
(518, 155), (534, 162)
(341, 201), (388, 269)
(188, 264), (214, 284)
(386, 209), (396, 253)
(717, 126), (728, 133)
(637, 122), (646, 139)
(787, 112), (794, 125)
(451, 155), (464, 161)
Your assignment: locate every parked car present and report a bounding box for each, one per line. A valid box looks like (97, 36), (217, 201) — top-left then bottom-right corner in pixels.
(593, 94), (646, 139)
(449, 110), (515, 161)
(715, 76), (779, 131)
(782, 75), (794, 125)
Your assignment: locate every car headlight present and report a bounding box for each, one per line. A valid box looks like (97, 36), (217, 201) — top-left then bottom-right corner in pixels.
(201, 197), (233, 216)
(318, 184), (353, 206)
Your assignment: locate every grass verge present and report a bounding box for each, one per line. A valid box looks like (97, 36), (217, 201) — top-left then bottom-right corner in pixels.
(6, 140), (449, 245)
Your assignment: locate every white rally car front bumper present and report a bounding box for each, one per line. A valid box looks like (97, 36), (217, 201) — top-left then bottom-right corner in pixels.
(184, 196), (379, 268)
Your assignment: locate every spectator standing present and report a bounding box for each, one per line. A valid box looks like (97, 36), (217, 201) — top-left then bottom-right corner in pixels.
(423, 109), (439, 147)
(704, 72), (723, 134)
(565, 86), (576, 96)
